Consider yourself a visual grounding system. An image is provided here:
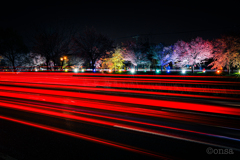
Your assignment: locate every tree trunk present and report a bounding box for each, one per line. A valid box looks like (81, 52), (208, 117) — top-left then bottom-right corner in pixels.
(192, 65), (194, 74)
(229, 65), (231, 75)
(161, 65), (163, 72)
(11, 60), (15, 72)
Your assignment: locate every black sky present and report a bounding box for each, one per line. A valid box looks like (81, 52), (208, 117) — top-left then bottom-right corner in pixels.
(1, 0), (239, 45)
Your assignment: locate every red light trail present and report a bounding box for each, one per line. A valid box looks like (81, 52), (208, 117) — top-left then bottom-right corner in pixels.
(0, 72), (240, 158)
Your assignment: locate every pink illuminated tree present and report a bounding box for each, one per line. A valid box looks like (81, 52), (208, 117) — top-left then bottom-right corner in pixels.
(173, 37), (213, 73)
(208, 35), (240, 74)
(123, 41), (150, 71)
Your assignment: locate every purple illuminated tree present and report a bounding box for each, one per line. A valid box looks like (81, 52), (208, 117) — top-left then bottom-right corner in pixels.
(153, 44), (173, 72)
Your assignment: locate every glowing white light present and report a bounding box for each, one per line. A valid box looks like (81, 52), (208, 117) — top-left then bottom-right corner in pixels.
(167, 70), (170, 73)
(81, 69), (84, 72)
(131, 68), (135, 73)
(182, 69), (186, 74)
(156, 70), (160, 73)
(109, 69), (112, 73)
(74, 68), (78, 73)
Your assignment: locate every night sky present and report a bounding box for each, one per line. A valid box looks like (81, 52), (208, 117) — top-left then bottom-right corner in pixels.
(1, 0), (239, 46)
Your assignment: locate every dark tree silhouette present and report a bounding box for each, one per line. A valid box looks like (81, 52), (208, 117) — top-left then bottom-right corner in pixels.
(32, 26), (74, 70)
(0, 28), (28, 70)
(73, 27), (114, 70)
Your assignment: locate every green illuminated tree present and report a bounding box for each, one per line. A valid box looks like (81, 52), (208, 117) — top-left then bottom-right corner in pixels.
(102, 48), (124, 71)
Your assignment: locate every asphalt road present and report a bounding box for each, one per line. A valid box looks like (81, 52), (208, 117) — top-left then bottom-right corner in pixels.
(0, 72), (240, 160)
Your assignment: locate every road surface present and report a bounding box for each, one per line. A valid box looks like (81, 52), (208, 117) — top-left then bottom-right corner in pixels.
(0, 72), (240, 160)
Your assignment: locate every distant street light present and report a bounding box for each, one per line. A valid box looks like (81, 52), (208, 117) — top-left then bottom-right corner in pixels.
(60, 57), (64, 69)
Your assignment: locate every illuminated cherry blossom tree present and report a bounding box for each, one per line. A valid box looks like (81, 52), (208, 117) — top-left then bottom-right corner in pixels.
(30, 53), (46, 66)
(208, 35), (240, 74)
(153, 44), (173, 72)
(122, 41), (151, 71)
(173, 37), (213, 73)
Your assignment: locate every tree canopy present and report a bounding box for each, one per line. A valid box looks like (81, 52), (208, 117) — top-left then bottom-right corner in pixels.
(0, 28), (28, 69)
(72, 27), (114, 69)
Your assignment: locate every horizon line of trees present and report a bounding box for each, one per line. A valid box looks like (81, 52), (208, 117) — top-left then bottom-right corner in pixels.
(0, 27), (240, 74)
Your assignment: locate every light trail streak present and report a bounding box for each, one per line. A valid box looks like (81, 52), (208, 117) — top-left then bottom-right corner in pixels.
(0, 81), (239, 101)
(1, 75), (239, 95)
(0, 91), (201, 122)
(0, 115), (169, 159)
(1, 97), (238, 140)
(114, 125), (240, 151)
(1, 96), (239, 130)
(0, 86), (239, 116)
(70, 76), (240, 85)
(0, 99), (239, 151)
(1, 72), (240, 157)
(0, 72), (235, 78)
